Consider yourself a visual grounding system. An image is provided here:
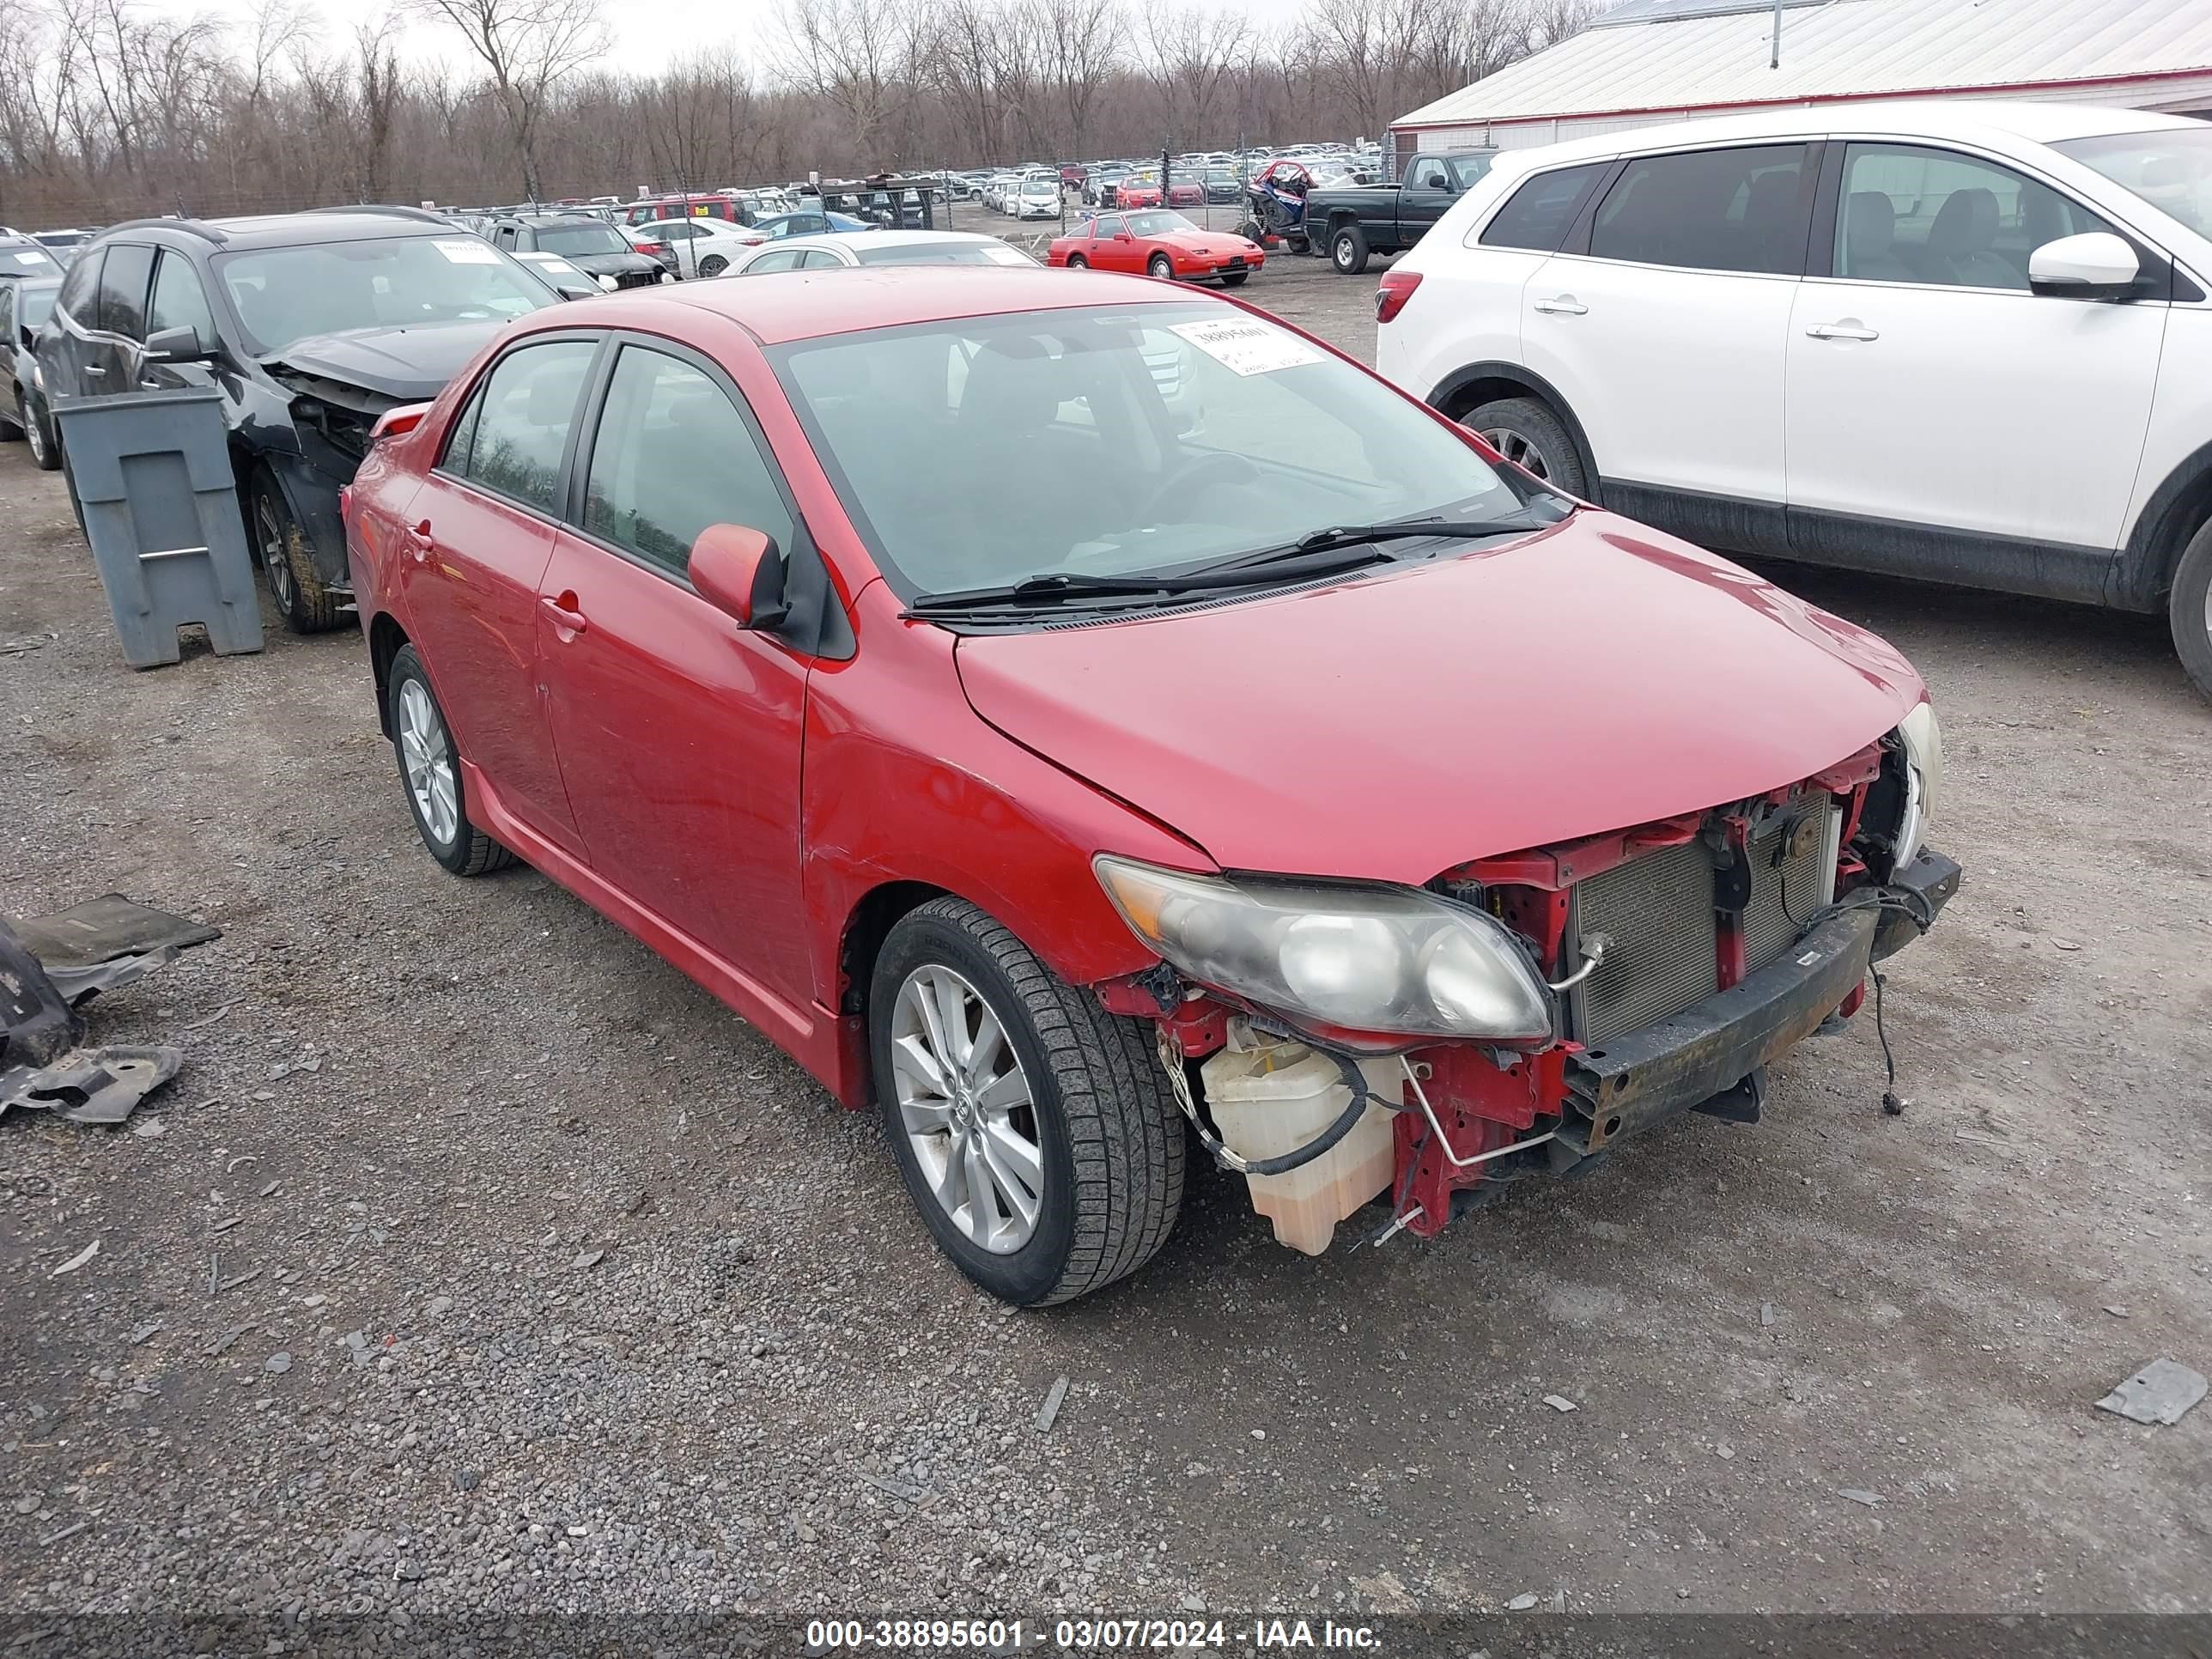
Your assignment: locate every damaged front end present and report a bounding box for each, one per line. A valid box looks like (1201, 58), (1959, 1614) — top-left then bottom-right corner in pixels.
(1094, 730), (1960, 1253)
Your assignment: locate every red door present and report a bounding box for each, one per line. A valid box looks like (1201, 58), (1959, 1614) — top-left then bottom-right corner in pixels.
(533, 340), (816, 1009)
(1097, 217), (1141, 273)
(398, 337), (600, 859)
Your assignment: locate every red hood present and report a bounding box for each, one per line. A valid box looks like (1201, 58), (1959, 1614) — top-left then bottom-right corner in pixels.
(952, 514), (1923, 884)
(1162, 229), (1258, 254)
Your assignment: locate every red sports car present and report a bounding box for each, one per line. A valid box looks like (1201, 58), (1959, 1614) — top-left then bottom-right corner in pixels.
(1046, 210), (1265, 285)
(342, 266), (1954, 1306)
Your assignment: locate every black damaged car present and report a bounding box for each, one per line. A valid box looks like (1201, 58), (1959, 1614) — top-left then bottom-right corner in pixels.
(35, 206), (561, 632)
(482, 211), (667, 291)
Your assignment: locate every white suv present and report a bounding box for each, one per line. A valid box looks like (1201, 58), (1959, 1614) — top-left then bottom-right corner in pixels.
(1375, 102), (2212, 698)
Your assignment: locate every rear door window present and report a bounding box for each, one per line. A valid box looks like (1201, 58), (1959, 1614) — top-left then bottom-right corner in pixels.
(1477, 163), (1611, 252)
(1589, 144), (1811, 275)
(447, 338), (598, 514)
(95, 243), (156, 339)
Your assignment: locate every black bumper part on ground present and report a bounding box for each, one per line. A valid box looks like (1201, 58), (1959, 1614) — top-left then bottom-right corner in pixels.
(1560, 852), (1958, 1155)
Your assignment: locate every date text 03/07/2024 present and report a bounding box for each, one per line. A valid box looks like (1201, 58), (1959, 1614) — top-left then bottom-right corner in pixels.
(804, 1617), (1386, 1650)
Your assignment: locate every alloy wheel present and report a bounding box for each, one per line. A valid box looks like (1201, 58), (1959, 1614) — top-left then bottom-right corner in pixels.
(1475, 424), (1554, 483)
(396, 678), (459, 848)
(256, 493), (298, 615)
(890, 964), (1042, 1255)
(21, 395), (48, 466)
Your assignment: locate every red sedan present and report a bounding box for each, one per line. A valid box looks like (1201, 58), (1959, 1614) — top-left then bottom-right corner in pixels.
(1047, 210), (1264, 285)
(1115, 173), (1163, 209)
(343, 268), (1954, 1305)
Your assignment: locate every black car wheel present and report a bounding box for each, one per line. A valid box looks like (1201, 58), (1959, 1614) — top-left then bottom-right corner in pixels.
(1066, 253), (1088, 269)
(2171, 516), (2212, 704)
(386, 644), (514, 876)
(20, 390), (59, 471)
(249, 471), (344, 635)
(1147, 253), (1175, 280)
(698, 254), (728, 277)
(1332, 223), (1370, 275)
(1462, 396), (1589, 497)
(1219, 271), (1249, 288)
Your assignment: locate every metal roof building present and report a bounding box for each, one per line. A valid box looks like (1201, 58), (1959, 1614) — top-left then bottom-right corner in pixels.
(1392, 0), (2212, 154)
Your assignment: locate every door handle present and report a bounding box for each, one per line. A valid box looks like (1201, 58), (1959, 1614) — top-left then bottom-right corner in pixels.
(405, 520), (434, 562)
(82, 364), (107, 376)
(1532, 295), (1587, 315)
(541, 592), (588, 635)
(1806, 322), (1879, 342)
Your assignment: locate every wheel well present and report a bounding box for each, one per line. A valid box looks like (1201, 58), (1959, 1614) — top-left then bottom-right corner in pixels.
(2142, 468), (2212, 605)
(836, 881), (949, 1018)
(368, 612), (410, 737)
(1327, 210), (1358, 235)
(1431, 367), (1599, 495)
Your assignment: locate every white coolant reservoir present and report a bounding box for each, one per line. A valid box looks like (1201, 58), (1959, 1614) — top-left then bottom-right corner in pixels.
(1200, 1034), (1400, 1255)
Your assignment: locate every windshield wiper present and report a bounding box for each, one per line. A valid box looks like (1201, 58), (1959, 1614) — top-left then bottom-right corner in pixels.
(1193, 512), (1567, 576)
(904, 544), (1396, 615)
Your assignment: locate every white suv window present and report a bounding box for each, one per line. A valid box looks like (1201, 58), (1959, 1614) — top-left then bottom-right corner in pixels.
(1476, 162), (1610, 252)
(1834, 143), (2118, 292)
(1589, 144), (1810, 275)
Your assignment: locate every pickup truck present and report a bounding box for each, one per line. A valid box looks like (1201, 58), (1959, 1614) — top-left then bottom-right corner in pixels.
(1305, 150), (1497, 274)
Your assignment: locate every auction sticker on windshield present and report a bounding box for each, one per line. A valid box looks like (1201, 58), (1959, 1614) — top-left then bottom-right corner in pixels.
(433, 238), (501, 264)
(1170, 318), (1322, 376)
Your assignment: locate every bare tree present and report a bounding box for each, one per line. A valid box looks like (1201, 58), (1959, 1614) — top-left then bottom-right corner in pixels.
(1139, 1), (1247, 149)
(775, 0), (929, 169)
(404, 0), (608, 199)
(1032, 0), (1120, 161)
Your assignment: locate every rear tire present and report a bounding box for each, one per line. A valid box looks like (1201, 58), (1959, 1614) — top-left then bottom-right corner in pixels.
(698, 254), (727, 277)
(871, 896), (1185, 1306)
(1146, 253), (1174, 280)
(1331, 223), (1370, 275)
(249, 472), (344, 635)
(1066, 253), (1088, 269)
(21, 391), (60, 471)
(1462, 395), (1589, 497)
(385, 644), (515, 877)
(2170, 517), (2212, 704)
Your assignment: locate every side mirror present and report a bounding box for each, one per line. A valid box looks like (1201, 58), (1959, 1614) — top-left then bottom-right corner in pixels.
(143, 324), (207, 363)
(690, 523), (788, 629)
(2029, 231), (2140, 300)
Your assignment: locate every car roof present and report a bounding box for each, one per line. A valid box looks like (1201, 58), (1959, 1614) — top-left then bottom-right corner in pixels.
(1490, 99), (2202, 171)
(788, 230), (1006, 250)
(86, 209), (460, 252)
(528, 264), (1188, 345)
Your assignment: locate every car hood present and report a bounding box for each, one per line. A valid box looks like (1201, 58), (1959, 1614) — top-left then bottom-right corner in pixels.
(1160, 229), (1259, 254)
(564, 250), (662, 275)
(260, 319), (514, 404)
(952, 514), (1923, 884)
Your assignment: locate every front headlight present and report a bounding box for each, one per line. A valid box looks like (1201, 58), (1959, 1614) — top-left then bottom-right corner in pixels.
(1893, 699), (1944, 871)
(597, 273), (619, 291)
(1093, 855), (1553, 1044)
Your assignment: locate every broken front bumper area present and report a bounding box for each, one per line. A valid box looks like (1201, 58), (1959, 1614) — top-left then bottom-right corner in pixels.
(1560, 850), (1960, 1157)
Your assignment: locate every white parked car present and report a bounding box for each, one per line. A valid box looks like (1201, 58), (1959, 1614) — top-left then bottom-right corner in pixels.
(627, 215), (765, 278)
(1376, 101), (2212, 697)
(1014, 173), (1064, 221)
(726, 230), (1038, 276)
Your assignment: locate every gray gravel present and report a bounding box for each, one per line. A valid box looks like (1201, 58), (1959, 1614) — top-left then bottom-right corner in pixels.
(3, 257), (2210, 1619)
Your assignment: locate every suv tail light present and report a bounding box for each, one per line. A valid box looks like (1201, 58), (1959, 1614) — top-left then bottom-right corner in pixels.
(1376, 270), (1423, 325)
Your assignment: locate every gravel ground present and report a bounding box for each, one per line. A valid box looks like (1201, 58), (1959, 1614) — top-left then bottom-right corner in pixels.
(3, 255), (2210, 1626)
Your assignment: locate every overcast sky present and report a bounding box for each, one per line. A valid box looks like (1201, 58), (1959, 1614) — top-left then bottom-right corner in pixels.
(166, 0), (1310, 76)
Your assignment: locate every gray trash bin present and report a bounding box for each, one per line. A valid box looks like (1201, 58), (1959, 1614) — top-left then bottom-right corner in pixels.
(55, 388), (264, 668)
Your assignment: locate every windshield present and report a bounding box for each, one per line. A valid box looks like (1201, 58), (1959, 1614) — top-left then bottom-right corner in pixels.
(2054, 127), (2212, 237)
(536, 222), (630, 256)
(1124, 211), (1195, 236)
(771, 301), (1538, 601)
(854, 241), (1036, 266)
(215, 236), (555, 356)
(3, 243), (60, 275)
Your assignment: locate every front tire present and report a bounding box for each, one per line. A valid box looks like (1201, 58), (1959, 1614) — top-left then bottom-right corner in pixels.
(1146, 253), (1174, 280)
(385, 644), (514, 877)
(1331, 223), (1369, 275)
(2171, 517), (2212, 703)
(249, 472), (343, 634)
(1462, 395), (1589, 496)
(872, 897), (1185, 1306)
(1218, 271), (1249, 288)
(21, 390), (59, 471)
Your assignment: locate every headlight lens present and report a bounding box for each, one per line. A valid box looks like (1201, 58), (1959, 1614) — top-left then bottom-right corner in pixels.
(1094, 855), (1553, 1043)
(1893, 699), (1943, 871)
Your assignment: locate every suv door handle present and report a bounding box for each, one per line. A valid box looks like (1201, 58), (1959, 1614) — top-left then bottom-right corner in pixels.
(541, 593), (588, 635)
(1532, 295), (1587, 315)
(1806, 321), (1879, 342)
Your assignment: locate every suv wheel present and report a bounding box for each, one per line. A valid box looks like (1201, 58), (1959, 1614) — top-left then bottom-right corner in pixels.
(2171, 518), (2212, 703)
(871, 897), (1185, 1306)
(386, 644), (515, 876)
(20, 390), (59, 471)
(249, 473), (344, 634)
(1462, 396), (1589, 497)
(1331, 223), (1370, 275)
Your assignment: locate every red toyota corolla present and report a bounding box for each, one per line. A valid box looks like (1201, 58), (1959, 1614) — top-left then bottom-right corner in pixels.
(1047, 210), (1264, 286)
(343, 267), (1957, 1306)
